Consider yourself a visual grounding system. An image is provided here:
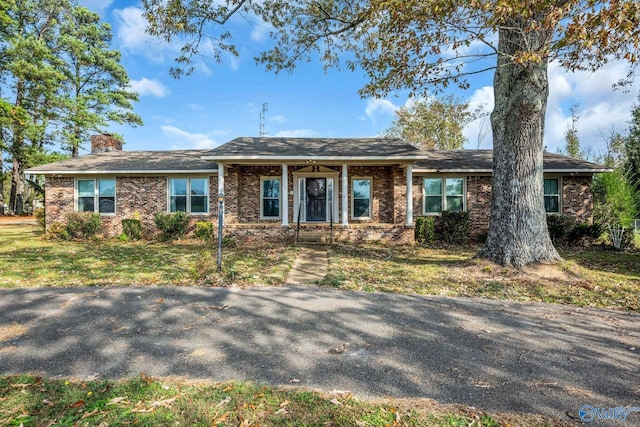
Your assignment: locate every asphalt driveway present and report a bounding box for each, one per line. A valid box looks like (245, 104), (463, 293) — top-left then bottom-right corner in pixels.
(1, 286), (639, 424)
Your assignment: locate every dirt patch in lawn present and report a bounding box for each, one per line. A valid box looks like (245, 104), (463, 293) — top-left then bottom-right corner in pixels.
(452, 259), (581, 287)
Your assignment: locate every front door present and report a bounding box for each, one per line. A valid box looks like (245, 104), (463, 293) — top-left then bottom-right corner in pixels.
(305, 178), (326, 221)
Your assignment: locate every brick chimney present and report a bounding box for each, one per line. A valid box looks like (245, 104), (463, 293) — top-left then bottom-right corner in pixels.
(91, 134), (123, 153)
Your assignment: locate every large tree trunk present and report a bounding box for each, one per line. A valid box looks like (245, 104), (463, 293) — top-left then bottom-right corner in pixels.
(0, 150), (4, 215)
(9, 158), (25, 215)
(477, 24), (560, 267)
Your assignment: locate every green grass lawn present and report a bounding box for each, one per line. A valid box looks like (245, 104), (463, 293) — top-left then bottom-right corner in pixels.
(1, 374), (562, 427)
(0, 225), (298, 288)
(320, 242), (640, 311)
(2, 225), (638, 311)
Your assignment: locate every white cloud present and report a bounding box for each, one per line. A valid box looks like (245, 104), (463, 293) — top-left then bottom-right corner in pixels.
(273, 129), (319, 138)
(364, 98), (399, 122)
(113, 6), (169, 61)
(129, 78), (171, 98)
(543, 61), (640, 154)
(270, 115), (287, 124)
(161, 126), (219, 149)
(78, 0), (112, 14)
(458, 60), (639, 153)
(463, 86), (494, 149)
(250, 21), (275, 42)
(113, 6), (234, 74)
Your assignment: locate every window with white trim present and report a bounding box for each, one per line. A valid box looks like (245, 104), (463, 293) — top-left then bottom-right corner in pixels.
(169, 177), (209, 214)
(423, 177), (465, 214)
(544, 178), (560, 213)
(351, 178), (372, 219)
(77, 178), (115, 214)
(261, 177), (281, 219)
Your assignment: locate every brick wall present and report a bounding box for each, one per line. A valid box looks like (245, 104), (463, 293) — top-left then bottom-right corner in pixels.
(44, 170), (595, 241)
(236, 165), (282, 223)
(90, 134), (122, 153)
(45, 177), (74, 227)
(347, 165), (395, 223)
(562, 175), (593, 223)
(228, 165), (398, 225)
(466, 175), (493, 233)
(44, 175), (218, 237)
(225, 224), (413, 244)
(412, 174), (594, 235)
(393, 165), (406, 225)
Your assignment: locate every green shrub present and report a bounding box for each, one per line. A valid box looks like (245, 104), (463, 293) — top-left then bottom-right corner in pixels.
(65, 212), (101, 239)
(194, 221), (214, 241)
(592, 170), (637, 229)
(546, 214), (577, 244)
(566, 222), (602, 246)
(34, 208), (45, 228)
(154, 211), (191, 241)
(122, 218), (142, 240)
(438, 211), (470, 243)
(46, 222), (69, 240)
(414, 216), (435, 243)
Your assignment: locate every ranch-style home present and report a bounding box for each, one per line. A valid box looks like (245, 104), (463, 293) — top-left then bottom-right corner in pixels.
(27, 134), (609, 243)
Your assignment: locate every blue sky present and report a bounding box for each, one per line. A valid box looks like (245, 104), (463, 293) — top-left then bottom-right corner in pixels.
(81, 0), (640, 157)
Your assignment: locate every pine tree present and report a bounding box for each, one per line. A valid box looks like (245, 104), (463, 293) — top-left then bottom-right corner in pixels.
(0, 0), (67, 214)
(58, 6), (142, 157)
(564, 104), (582, 159)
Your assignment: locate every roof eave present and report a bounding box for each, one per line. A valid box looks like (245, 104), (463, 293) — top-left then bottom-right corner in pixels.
(412, 168), (609, 174)
(25, 169), (217, 175)
(203, 155), (426, 162)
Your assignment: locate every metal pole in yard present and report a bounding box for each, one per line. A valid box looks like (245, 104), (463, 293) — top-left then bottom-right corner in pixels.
(217, 192), (224, 272)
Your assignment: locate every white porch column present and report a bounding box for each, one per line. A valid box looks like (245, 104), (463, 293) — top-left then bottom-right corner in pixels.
(341, 163), (349, 226)
(217, 164), (225, 195)
(406, 164), (414, 226)
(281, 164), (289, 226)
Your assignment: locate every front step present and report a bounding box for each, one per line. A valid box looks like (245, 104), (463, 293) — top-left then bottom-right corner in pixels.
(297, 231), (330, 244)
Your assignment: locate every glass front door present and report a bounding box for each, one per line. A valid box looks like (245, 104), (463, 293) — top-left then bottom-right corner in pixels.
(305, 178), (326, 221)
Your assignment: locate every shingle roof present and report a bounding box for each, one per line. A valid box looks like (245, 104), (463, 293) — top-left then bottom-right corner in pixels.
(26, 141), (609, 176)
(413, 150), (610, 172)
(202, 137), (423, 159)
(26, 150), (217, 174)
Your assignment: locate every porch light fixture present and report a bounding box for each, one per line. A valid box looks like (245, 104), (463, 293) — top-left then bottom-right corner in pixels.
(217, 192), (224, 272)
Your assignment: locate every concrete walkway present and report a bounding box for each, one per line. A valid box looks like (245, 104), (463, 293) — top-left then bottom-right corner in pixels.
(1, 286), (639, 424)
(285, 245), (328, 284)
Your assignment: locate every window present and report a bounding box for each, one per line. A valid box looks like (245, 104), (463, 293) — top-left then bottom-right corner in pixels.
(423, 177), (465, 214)
(169, 177), (209, 214)
(77, 178), (115, 214)
(261, 177), (280, 218)
(351, 178), (372, 219)
(544, 178), (560, 213)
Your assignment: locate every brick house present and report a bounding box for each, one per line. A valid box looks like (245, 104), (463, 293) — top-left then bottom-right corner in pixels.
(26, 135), (609, 242)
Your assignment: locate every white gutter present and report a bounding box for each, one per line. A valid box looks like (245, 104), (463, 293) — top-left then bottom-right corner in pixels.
(25, 169), (217, 175)
(202, 155), (426, 161)
(413, 168), (611, 174)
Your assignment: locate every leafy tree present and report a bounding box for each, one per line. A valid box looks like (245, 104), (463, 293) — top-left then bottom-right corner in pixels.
(592, 170), (637, 249)
(58, 6), (142, 157)
(0, 0), (141, 213)
(142, 0), (640, 266)
(0, 0), (68, 214)
(625, 95), (640, 214)
(598, 125), (627, 168)
(564, 103), (582, 159)
(383, 95), (476, 150)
